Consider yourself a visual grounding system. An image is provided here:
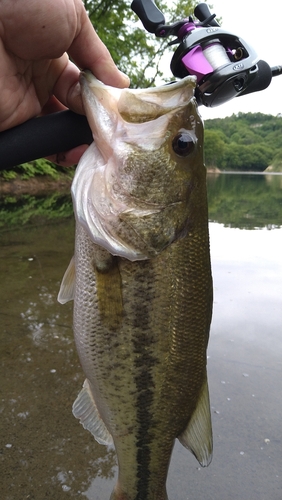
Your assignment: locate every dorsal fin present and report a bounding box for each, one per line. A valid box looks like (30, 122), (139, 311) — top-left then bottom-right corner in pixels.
(178, 376), (213, 467)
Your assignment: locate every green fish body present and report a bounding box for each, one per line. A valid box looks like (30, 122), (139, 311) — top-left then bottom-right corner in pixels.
(59, 73), (213, 500)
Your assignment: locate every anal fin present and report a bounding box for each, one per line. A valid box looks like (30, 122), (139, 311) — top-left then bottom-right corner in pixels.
(72, 379), (113, 446)
(178, 376), (213, 467)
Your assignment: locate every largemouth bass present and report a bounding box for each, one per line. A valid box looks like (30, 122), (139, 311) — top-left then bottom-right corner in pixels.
(58, 72), (213, 500)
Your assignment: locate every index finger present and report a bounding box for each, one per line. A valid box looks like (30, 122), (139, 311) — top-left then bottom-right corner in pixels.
(69, 8), (130, 88)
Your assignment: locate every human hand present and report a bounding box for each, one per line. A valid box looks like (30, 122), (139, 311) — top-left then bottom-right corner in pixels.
(0, 0), (130, 165)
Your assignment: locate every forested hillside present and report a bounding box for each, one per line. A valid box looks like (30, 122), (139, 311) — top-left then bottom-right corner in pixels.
(204, 112), (282, 172)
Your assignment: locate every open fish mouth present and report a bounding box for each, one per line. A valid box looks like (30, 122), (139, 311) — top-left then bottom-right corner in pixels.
(80, 70), (198, 158)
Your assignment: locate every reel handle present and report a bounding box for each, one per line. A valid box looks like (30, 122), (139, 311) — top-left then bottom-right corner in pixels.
(131, 0), (165, 33)
(194, 3), (220, 26)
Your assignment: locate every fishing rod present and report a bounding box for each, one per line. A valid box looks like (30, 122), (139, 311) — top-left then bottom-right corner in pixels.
(0, 1), (281, 170)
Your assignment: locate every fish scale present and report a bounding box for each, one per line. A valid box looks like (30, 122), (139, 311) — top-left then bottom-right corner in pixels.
(58, 73), (213, 500)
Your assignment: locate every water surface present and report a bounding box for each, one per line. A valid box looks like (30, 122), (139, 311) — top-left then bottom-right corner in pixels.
(1, 174), (281, 499)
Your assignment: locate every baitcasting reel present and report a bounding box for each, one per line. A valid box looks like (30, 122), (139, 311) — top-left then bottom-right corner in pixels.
(131, 0), (281, 107)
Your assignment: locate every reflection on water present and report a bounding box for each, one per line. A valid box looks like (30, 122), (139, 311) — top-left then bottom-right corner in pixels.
(0, 191), (73, 229)
(207, 172), (282, 229)
(0, 174), (281, 499)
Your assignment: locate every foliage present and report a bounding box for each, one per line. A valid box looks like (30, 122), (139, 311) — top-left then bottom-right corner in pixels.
(1, 169), (17, 181)
(0, 193), (73, 229)
(0, 160), (75, 182)
(272, 148), (282, 171)
(18, 159), (60, 180)
(83, 0), (198, 88)
(204, 129), (227, 167)
(204, 113), (282, 171)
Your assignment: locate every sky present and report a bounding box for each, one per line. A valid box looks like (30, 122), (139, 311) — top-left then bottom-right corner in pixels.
(179, 0), (282, 119)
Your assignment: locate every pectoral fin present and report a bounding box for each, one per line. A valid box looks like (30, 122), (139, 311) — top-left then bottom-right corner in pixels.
(57, 256), (75, 304)
(73, 379), (113, 446)
(178, 376), (213, 467)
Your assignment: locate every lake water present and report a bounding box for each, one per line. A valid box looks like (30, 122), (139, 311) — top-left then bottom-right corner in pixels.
(0, 173), (281, 500)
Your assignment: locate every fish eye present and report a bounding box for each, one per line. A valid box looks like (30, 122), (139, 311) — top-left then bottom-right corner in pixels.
(172, 132), (195, 156)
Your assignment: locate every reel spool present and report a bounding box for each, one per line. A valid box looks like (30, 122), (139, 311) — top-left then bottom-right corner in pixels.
(170, 26), (261, 107)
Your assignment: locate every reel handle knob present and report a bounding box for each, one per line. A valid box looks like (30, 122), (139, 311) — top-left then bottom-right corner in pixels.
(131, 0), (165, 33)
(194, 3), (220, 26)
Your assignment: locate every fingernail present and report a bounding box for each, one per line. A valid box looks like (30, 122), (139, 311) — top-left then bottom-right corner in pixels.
(56, 152), (66, 164)
(119, 71), (130, 86)
(72, 82), (81, 98)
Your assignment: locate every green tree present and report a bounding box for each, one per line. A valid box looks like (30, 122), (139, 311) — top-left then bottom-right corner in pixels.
(83, 0), (198, 88)
(204, 129), (226, 167)
(271, 148), (282, 171)
(230, 126), (259, 145)
(205, 113), (282, 172)
(218, 143), (272, 171)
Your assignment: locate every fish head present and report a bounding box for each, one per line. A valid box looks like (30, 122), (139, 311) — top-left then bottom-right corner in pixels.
(72, 72), (206, 260)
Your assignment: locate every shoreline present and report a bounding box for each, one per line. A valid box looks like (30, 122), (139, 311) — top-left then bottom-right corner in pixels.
(0, 175), (72, 196)
(1, 170), (281, 196)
